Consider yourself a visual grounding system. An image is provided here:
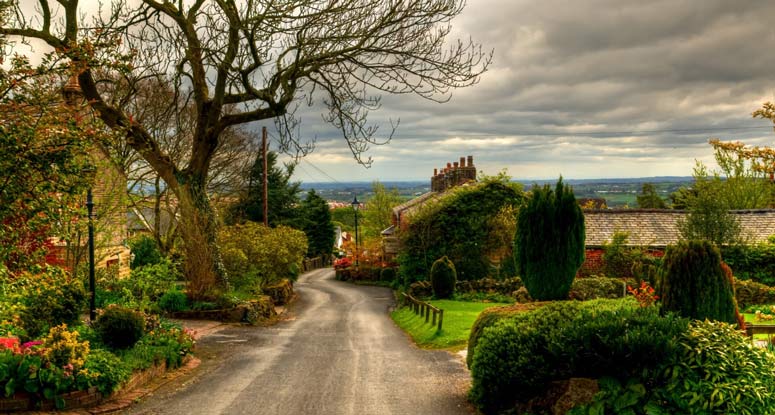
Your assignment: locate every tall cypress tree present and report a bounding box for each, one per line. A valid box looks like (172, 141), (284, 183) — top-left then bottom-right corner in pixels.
(301, 190), (335, 258)
(515, 177), (585, 300)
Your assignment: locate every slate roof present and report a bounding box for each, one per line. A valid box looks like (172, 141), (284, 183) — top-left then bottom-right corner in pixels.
(584, 209), (775, 248)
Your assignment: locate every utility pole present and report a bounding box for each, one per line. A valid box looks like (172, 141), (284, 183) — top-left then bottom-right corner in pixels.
(262, 126), (268, 226)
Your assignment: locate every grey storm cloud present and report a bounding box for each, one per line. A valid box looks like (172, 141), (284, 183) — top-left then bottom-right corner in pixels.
(272, 0), (775, 181)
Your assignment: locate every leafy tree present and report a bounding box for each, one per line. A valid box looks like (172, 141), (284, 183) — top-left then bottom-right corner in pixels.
(678, 163), (741, 246)
(361, 181), (403, 238)
(1, 0), (489, 298)
(229, 151), (302, 227)
(515, 178), (585, 301)
(330, 207), (357, 233)
(636, 183), (667, 209)
(301, 190), (335, 259)
(0, 57), (95, 272)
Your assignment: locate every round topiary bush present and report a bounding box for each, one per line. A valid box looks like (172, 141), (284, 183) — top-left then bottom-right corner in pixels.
(658, 239), (738, 325)
(158, 289), (189, 312)
(430, 256), (457, 299)
(94, 305), (147, 350)
(380, 267), (397, 282)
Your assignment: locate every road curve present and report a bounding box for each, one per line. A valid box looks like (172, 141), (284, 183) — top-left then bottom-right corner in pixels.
(123, 268), (474, 415)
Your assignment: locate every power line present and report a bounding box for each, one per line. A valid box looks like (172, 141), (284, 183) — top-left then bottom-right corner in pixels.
(300, 159), (343, 184)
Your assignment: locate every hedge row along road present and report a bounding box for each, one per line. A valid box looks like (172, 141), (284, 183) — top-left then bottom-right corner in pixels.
(124, 268), (474, 415)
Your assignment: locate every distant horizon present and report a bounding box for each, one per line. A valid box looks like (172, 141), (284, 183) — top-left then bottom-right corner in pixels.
(300, 175), (694, 186)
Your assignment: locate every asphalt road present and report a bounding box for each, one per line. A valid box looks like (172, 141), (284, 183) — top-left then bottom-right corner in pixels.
(123, 268), (474, 415)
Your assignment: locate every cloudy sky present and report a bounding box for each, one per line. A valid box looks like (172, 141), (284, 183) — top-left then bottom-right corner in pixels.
(279, 0), (775, 183)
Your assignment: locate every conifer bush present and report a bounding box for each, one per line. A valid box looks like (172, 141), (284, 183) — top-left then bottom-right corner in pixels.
(515, 178), (585, 300)
(94, 305), (147, 350)
(430, 256), (457, 299)
(658, 239), (738, 324)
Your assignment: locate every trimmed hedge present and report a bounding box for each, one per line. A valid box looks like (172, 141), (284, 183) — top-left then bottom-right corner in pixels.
(468, 299), (689, 413)
(430, 256), (457, 299)
(466, 302), (547, 368)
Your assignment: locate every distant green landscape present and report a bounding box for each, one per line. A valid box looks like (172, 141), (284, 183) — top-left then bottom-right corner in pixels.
(302, 177), (693, 208)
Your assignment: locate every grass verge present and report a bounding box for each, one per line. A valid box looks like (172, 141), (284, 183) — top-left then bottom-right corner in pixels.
(391, 299), (509, 350)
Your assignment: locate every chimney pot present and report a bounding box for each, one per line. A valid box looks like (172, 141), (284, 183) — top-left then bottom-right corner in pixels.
(467, 155), (474, 166)
(453, 161), (459, 168)
(434, 168), (437, 175)
(460, 157), (466, 167)
(447, 162), (452, 169)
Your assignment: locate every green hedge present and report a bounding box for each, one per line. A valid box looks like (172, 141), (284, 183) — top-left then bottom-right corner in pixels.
(468, 299), (688, 413)
(723, 242), (775, 286)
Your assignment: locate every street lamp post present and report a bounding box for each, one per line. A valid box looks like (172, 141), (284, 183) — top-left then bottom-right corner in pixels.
(86, 188), (96, 322)
(351, 195), (360, 268)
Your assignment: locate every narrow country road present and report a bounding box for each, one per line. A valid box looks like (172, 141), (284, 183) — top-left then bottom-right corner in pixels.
(123, 268), (474, 415)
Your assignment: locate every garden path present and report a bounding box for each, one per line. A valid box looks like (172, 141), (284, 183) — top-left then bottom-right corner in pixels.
(122, 268), (474, 415)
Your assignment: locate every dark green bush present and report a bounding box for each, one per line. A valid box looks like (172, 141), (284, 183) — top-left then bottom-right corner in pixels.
(466, 302), (546, 368)
(658, 240), (738, 324)
(722, 242), (775, 286)
(430, 256), (457, 299)
(380, 267), (397, 282)
(568, 276), (630, 301)
(735, 278), (775, 309)
(515, 178), (585, 300)
(468, 299), (689, 413)
(94, 305), (147, 350)
(158, 289), (189, 312)
(129, 235), (163, 269)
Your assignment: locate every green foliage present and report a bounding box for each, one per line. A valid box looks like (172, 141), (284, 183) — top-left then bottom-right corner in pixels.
(722, 242), (775, 285)
(568, 276), (628, 301)
(380, 267), (397, 282)
(361, 181), (403, 238)
(157, 289), (189, 312)
(300, 189), (335, 258)
(228, 151), (302, 227)
(81, 349), (131, 395)
(430, 256), (457, 299)
(678, 163), (742, 246)
(7, 266), (86, 339)
(0, 66), (94, 272)
(466, 302), (545, 368)
(658, 240), (738, 324)
(734, 278), (775, 309)
(93, 306), (147, 350)
(469, 299), (688, 413)
(656, 320), (775, 414)
(636, 183), (667, 209)
(218, 222), (308, 290)
(515, 177), (585, 300)
(398, 179), (524, 283)
(98, 259), (180, 311)
(698, 144), (775, 209)
(129, 235), (163, 269)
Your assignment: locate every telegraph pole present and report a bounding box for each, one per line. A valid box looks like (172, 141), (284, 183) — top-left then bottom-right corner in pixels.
(262, 126), (268, 226)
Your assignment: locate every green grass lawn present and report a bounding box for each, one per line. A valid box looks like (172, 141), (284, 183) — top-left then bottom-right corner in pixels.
(390, 299), (509, 350)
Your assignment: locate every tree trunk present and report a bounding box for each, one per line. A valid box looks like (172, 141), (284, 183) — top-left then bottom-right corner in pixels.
(175, 173), (228, 300)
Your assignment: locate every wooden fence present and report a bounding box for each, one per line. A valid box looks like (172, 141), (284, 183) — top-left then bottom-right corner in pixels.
(401, 292), (444, 331)
(746, 324), (775, 338)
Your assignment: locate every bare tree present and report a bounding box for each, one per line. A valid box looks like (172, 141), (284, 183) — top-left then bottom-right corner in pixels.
(1, 0), (490, 298)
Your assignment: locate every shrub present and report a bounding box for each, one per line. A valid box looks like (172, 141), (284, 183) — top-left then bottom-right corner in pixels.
(11, 266), (86, 339)
(735, 278), (775, 309)
(568, 276), (629, 301)
(430, 256), (457, 299)
(722, 242), (775, 286)
(93, 306), (146, 350)
(129, 235), (163, 269)
(468, 299), (688, 413)
(380, 267), (397, 282)
(466, 302), (546, 368)
(515, 178), (585, 300)
(218, 223), (308, 290)
(658, 240), (738, 325)
(81, 349), (131, 395)
(657, 320), (775, 414)
(158, 289), (189, 312)
(41, 324), (90, 370)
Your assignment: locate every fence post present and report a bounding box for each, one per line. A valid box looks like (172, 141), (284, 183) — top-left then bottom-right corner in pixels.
(425, 304), (430, 323)
(432, 309), (437, 325)
(437, 309), (443, 331)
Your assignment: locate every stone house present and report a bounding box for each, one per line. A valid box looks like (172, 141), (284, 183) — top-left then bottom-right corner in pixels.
(580, 208), (775, 275)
